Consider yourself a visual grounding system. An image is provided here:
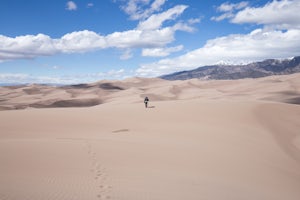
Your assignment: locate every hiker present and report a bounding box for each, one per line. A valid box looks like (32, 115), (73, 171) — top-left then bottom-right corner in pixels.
(144, 96), (149, 108)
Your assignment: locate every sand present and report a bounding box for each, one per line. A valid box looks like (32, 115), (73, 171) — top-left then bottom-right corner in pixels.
(0, 74), (300, 200)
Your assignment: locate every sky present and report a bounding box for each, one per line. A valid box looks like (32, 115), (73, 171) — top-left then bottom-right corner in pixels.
(1, 0), (300, 84)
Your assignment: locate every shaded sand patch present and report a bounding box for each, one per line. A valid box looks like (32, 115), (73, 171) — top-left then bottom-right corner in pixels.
(255, 103), (300, 162)
(285, 96), (300, 105)
(112, 129), (130, 133)
(30, 98), (102, 108)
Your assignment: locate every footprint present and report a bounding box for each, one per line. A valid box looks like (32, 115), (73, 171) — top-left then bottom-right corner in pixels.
(84, 141), (112, 200)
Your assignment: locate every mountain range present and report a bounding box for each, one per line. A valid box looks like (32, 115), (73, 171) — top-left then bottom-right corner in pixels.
(160, 56), (300, 80)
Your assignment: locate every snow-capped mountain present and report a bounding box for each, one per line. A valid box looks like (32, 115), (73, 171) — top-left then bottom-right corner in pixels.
(160, 56), (300, 80)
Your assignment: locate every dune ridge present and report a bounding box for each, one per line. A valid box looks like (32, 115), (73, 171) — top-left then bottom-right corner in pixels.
(0, 73), (300, 110)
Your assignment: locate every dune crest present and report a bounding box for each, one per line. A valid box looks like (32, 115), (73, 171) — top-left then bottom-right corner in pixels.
(0, 73), (300, 110)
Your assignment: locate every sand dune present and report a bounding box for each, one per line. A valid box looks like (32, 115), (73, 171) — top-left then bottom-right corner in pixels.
(1, 73), (300, 110)
(0, 74), (300, 200)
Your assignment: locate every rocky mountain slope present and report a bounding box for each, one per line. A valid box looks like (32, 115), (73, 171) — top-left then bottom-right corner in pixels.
(161, 56), (300, 80)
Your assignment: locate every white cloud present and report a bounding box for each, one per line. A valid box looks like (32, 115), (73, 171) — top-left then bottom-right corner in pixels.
(0, 73), (78, 85)
(212, 0), (300, 29)
(211, 1), (248, 21)
(121, 0), (167, 20)
(150, 0), (165, 11)
(105, 28), (173, 48)
(142, 45), (183, 57)
(232, 0), (300, 29)
(137, 5), (188, 30)
(105, 19), (194, 50)
(0, 25), (187, 61)
(188, 18), (201, 25)
(87, 3), (94, 8)
(0, 34), (58, 61)
(136, 28), (300, 77)
(56, 30), (107, 53)
(0, 73), (29, 83)
(66, 1), (77, 11)
(0, 2), (192, 62)
(0, 31), (106, 61)
(217, 1), (249, 12)
(120, 49), (133, 60)
(0, 69), (130, 84)
(211, 13), (234, 22)
(121, 0), (149, 19)
(81, 69), (131, 81)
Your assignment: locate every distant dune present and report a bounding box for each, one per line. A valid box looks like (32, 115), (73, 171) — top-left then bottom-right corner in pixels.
(0, 73), (300, 200)
(0, 73), (300, 110)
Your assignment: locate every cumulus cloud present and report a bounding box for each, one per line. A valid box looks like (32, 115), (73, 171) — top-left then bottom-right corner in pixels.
(0, 26), (181, 61)
(137, 5), (188, 30)
(211, 12), (234, 22)
(121, 0), (167, 20)
(0, 1), (193, 62)
(56, 30), (107, 53)
(66, 1), (77, 11)
(142, 45), (183, 57)
(0, 34), (58, 61)
(211, 1), (248, 21)
(136, 28), (300, 77)
(217, 1), (249, 12)
(232, 0), (300, 29)
(212, 0), (300, 29)
(0, 31), (106, 61)
(105, 28), (173, 48)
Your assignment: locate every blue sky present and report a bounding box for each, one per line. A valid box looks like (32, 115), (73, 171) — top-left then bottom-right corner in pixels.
(1, 0), (300, 84)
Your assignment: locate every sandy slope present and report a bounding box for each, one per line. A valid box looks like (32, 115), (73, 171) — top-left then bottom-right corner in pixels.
(0, 74), (300, 200)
